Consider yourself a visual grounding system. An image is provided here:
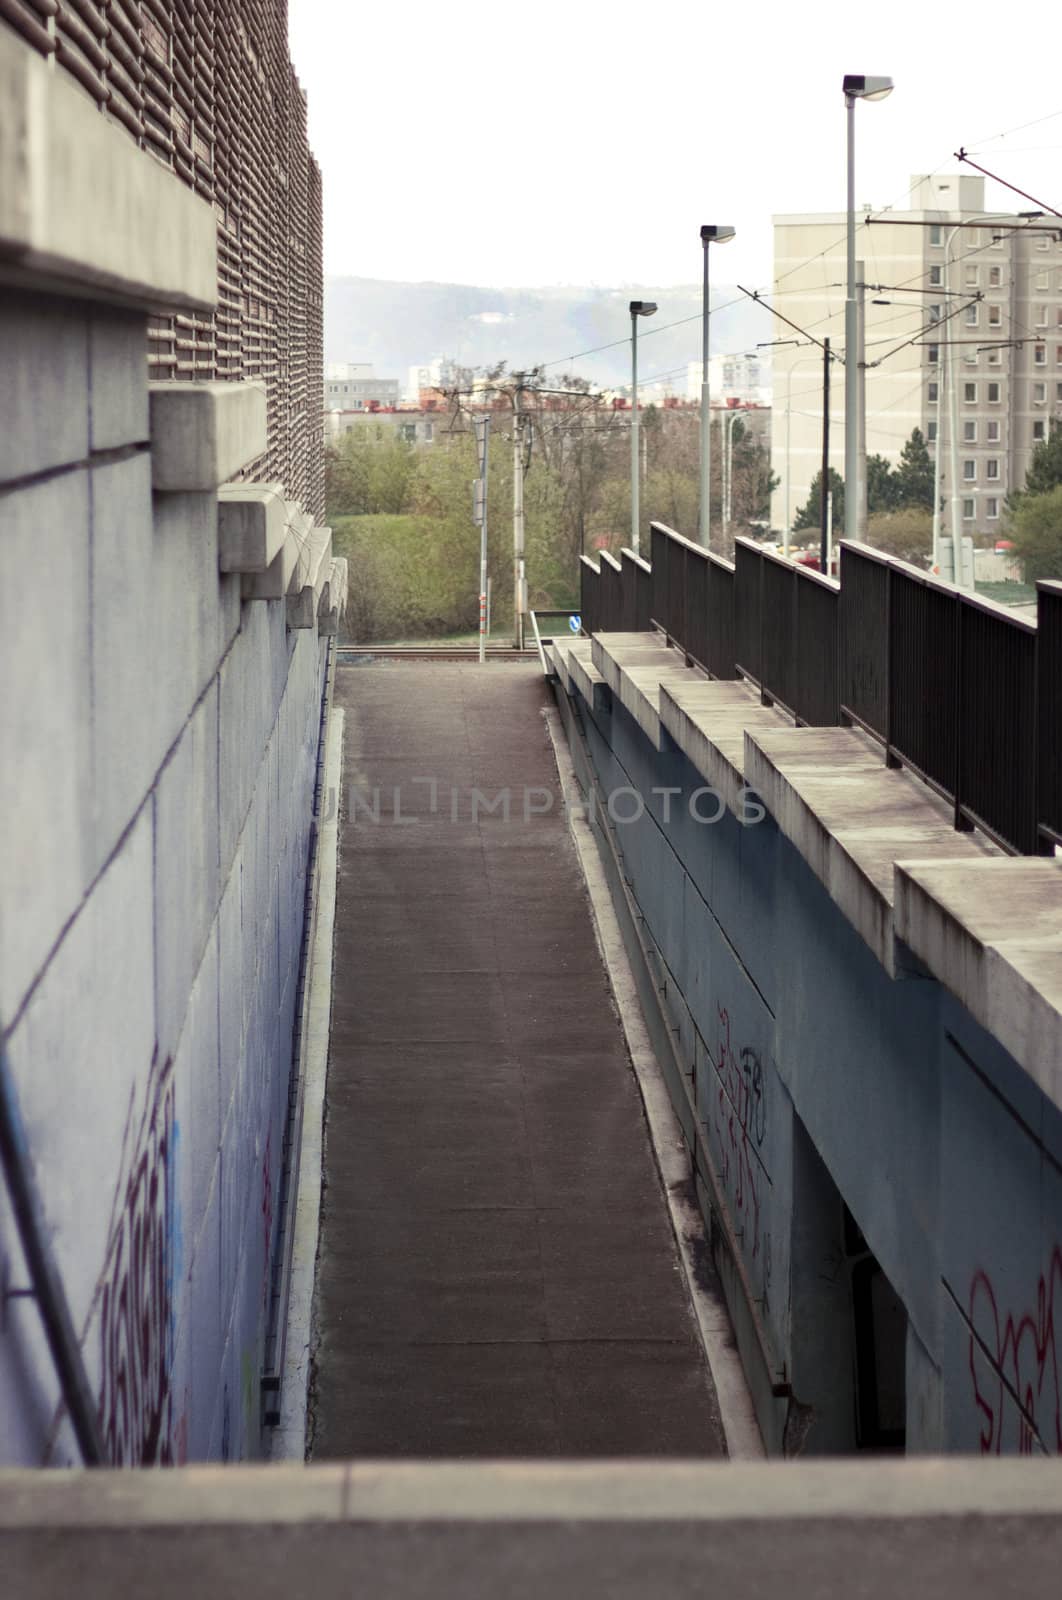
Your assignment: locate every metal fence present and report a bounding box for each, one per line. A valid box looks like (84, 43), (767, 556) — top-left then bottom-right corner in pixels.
(579, 523), (1057, 857)
(3, 0), (325, 521)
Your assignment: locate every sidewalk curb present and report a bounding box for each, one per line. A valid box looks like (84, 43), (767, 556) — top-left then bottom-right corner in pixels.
(269, 706), (344, 1460)
(543, 698), (765, 1461)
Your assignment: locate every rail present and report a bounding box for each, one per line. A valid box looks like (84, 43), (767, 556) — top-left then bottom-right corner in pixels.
(580, 522), (1057, 857)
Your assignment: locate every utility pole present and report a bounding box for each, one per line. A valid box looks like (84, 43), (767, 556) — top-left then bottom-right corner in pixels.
(473, 414), (489, 665)
(512, 373), (526, 649)
(820, 338), (831, 574)
(857, 259), (868, 535)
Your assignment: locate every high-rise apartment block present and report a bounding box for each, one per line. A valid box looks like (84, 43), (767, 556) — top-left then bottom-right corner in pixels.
(772, 174), (1062, 538)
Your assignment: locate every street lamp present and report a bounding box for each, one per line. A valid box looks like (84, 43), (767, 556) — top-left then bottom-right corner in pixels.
(699, 224), (736, 550)
(843, 74), (893, 544)
(629, 300), (657, 555)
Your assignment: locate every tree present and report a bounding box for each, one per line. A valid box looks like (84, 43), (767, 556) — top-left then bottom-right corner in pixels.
(866, 453), (901, 514)
(864, 507), (933, 566)
(1008, 482), (1062, 581)
(1010, 418), (1062, 510)
(792, 468), (844, 533)
(894, 428), (935, 511)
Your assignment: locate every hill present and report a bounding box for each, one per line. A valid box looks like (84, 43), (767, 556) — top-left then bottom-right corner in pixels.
(325, 276), (763, 392)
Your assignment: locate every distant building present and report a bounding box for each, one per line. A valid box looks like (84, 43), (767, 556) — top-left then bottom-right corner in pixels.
(771, 172), (1062, 537)
(324, 364), (400, 411)
(688, 352), (770, 408)
(406, 358), (461, 405)
(327, 410), (436, 445)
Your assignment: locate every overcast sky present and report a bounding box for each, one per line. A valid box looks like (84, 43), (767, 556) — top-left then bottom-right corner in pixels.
(287, 1), (1061, 291)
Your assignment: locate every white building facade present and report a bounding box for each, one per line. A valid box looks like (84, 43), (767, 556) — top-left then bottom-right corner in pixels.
(771, 174), (1062, 539)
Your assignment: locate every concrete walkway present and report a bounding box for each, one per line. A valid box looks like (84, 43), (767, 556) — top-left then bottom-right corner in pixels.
(309, 663), (724, 1458)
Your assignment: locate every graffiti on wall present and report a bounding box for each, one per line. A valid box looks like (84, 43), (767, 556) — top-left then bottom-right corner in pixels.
(968, 1246), (1062, 1454)
(710, 1007), (768, 1273)
(96, 1051), (179, 1465)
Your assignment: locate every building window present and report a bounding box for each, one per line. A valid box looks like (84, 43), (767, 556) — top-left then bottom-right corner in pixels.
(1037, 305), (1050, 327)
(930, 265), (943, 286)
(1037, 234), (1051, 250)
(987, 419), (1001, 442)
(424, 421), (434, 442)
(928, 344), (939, 364)
(927, 420), (938, 442)
(988, 382), (1001, 402)
(965, 304), (980, 327)
(964, 347), (978, 366)
(964, 382), (977, 402)
(928, 380), (939, 403)
(929, 303), (942, 322)
(930, 224), (942, 246)
(1034, 419), (1047, 440)
(965, 265), (979, 287)
(989, 266), (1002, 287)
(1036, 269), (1050, 290)
(1057, 346), (1062, 366)
(987, 497), (999, 519)
(963, 497), (976, 518)
(987, 459), (1000, 480)
(1035, 345), (1047, 366)
(963, 420), (977, 442)
(988, 346), (1002, 365)
(1034, 381), (1047, 404)
(963, 459), (976, 480)
(1057, 383), (1062, 403)
(988, 305), (1002, 327)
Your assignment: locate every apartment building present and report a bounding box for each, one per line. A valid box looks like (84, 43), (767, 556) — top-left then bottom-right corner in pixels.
(324, 364), (401, 410)
(771, 174), (1062, 539)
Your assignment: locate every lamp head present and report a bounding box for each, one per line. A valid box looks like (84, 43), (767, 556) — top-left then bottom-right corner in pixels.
(843, 74), (894, 102)
(700, 225), (736, 244)
(630, 300), (658, 317)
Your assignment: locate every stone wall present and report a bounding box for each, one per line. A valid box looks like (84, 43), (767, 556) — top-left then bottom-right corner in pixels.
(0, 25), (342, 1465)
(551, 634), (1062, 1458)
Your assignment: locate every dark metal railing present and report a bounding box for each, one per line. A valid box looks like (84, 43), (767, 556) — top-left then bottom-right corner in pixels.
(1038, 581), (1062, 849)
(577, 523), (1057, 855)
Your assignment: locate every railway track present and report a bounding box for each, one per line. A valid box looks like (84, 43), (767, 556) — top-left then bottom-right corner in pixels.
(336, 645), (541, 663)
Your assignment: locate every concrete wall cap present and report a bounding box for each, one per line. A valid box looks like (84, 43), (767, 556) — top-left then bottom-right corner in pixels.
(0, 29), (216, 311)
(149, 382), (267, 492)
(287, 527), (333, 628)
(217, 483), (287, 573)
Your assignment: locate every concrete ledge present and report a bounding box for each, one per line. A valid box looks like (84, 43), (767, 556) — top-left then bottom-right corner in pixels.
(564, 640), (611, 716)
(149, 382), (267, 492)
(318, 557), (349, 636)
(0, 28), (216, 311)
(659, 681), (788, 815)
(894, 858), (1062, 1107)
(591, 632), (706, 749)
(288, 526), (333, 628)
(744, 727), (999, 974)
(217, 483), (288, 573)
(3, 1458), (1062, 1527)
(242, 517), (301, 603)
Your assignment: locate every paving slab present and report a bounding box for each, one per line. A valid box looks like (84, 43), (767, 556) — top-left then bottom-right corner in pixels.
(311, 663), (724, 1460)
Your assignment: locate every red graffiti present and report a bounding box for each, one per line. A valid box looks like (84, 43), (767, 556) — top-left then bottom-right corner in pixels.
(711, 1008), (766, 1260)
(968, 1247), (1062, 1454)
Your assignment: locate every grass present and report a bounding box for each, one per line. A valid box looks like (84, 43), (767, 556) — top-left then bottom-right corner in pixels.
(974, 580), (1037, 606)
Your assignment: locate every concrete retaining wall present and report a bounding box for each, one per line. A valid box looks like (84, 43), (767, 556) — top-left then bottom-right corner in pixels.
(560, 649), (1062, 1458)
(0, 286), (328, 1466)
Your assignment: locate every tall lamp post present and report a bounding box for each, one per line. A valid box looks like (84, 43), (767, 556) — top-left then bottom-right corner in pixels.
(699, 224), (736, 550)
(843, 74), (893, 544)
(629, 299), (657, 554)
